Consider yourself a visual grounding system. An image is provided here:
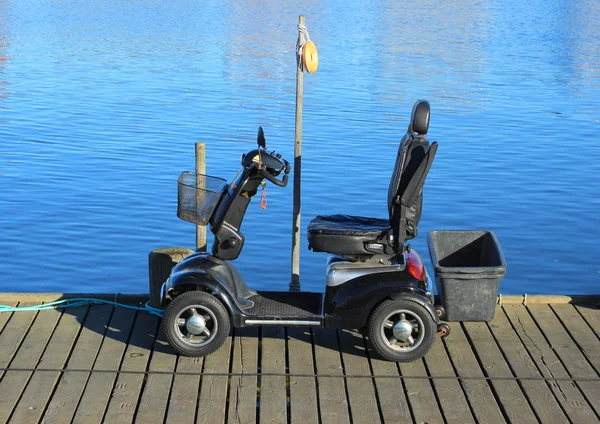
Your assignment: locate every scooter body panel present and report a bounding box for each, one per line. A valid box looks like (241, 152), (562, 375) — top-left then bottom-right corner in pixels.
(323, 255), (433, 329)
(163, 252), (255, 323)
(325, 268), (437, 329)
(163, 252), (435, 329)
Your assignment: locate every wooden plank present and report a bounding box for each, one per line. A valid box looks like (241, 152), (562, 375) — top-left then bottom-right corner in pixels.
(0, 303), (38, 373)
(0, 307), (62, 422)
(576, 305), (600, 340)
(443, 322), (505, 424)
(424, 338), (475, 424)
(503, 304), (597, 423)
(258, 327), (286, 424)
(287, 327), (318, 424)
(489, 307), (569, 424)
(338, 329), (381, 424)
(8, 305), (88, 424)
(72, 307), (137, 423)
(41, 304), (114, 424)
(527, 304), (600, 414)
(368, 345), (412, 424)
(166, 355), (204, 424)
(552, 304), (600, 373)
(312, 328), (349, 424)
(0, 302), (22, 413)
(103, 312), (159, 424)
(499, 295), (600, 305)
(398, 358), (443, 424)
(227, 327), (258, 424)
(134, 325), (178, 424)
(463, 321), (538, 423)
(0, 304), (16, 335)
(196, 332), (233, 424)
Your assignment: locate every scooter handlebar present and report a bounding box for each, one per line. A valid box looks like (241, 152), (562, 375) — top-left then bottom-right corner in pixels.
(260, 168), (289, 187)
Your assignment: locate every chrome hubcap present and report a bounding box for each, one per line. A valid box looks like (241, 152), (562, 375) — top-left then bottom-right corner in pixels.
(393, 320), (413, 342)
(381, 309), (425, 352)
(186, 315), (206, 335)
(174, 305), (218, 347)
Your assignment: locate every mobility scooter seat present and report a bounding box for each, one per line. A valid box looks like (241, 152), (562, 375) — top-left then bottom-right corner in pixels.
(307, 215), (391, 255)
(307, 99), (436, 257)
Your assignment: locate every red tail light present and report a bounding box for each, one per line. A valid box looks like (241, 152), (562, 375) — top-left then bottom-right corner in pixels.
(406, 249), (426, 281)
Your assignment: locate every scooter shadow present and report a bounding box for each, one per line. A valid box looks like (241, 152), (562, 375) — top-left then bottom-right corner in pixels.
(61, 303), (373, 361)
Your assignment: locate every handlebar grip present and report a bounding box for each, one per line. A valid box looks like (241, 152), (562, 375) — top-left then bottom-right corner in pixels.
(260, 169), (288, 187)
(277, 175), (289, 187)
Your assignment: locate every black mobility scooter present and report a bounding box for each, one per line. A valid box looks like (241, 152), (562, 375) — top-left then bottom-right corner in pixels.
(158, 100), (500, 362)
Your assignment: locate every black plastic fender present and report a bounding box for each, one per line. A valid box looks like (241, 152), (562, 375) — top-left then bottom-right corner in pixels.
(389, 292), (440, 324)
(324, 269), (428, 329)
(164, 270), (243, 319)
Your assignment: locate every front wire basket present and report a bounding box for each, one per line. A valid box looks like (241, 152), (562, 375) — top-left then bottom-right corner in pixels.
(177, 172), (228, 225)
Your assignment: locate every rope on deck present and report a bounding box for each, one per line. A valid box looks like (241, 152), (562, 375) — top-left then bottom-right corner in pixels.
(0, 298), (163, 317)
(0, 367), (597, 383)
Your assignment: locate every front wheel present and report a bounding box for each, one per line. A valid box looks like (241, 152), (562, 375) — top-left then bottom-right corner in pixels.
(163, 291), (230, 357)
(367, 298), (437, 362)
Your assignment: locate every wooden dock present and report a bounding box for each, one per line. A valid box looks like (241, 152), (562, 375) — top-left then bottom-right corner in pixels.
(0, 294), (598, 424)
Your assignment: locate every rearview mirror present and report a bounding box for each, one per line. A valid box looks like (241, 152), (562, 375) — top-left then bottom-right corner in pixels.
(257, 127), (266, 149)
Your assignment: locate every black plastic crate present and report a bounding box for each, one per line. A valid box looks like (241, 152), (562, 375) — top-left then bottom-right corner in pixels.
(427, 230), (506, 322)
(177, 172), (228, 226)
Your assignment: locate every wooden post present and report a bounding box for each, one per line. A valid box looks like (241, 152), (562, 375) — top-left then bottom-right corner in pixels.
(196, 142), (207, 252)
(290, 15), (305, 291)
(148, 247), (195, 308)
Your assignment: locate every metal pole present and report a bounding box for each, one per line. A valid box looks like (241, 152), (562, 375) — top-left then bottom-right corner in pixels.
(290, 15), (305, 291)
(195, 142), (207, 252)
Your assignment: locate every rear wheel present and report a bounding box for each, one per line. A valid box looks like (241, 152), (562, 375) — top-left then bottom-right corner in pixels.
(367, 299), (437, 362)
(163, 291), (230, 357)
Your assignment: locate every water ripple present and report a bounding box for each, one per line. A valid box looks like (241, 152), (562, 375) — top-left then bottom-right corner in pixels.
(0, 0), (599, 294)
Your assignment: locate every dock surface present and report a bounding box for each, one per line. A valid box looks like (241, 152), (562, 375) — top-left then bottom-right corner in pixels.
(0, 296), (598, 423)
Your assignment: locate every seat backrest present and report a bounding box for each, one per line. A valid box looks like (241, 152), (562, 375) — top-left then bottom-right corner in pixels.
(387, 100), (437, 251)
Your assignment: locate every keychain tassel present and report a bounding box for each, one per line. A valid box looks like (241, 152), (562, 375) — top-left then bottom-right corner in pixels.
(260, 186), (267, 209)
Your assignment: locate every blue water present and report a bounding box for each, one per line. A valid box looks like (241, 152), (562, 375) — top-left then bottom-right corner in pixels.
(0, 0), (599, 295)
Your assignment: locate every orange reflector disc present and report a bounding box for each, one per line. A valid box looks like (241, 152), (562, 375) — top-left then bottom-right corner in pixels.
(302, 41), (319, 74)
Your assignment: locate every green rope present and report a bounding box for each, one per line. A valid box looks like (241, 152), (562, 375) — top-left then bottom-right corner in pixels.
(0, 298), (164, 317)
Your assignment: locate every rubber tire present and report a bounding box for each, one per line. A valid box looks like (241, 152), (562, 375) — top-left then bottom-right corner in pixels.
(163, 291), (230, 357)
(367, 299), (437, 362)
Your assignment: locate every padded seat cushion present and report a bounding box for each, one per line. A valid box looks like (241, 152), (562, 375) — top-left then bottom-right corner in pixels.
(308, 215), (390, 236)
(307, 215), (390, 255)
